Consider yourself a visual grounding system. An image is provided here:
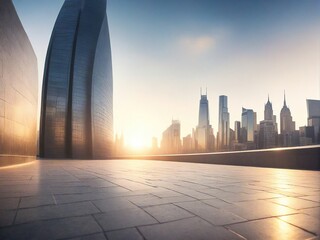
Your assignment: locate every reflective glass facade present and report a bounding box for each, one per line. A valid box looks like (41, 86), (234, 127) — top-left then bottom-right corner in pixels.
(307, 99), (320, 143)
(218, 95), (230, 150)
(241, 108), (254, 142)
(0, 0), (38, 163)
(40, 0), (113, 159)
(198, 95), (209, 127)
(196, 94), (214, 152)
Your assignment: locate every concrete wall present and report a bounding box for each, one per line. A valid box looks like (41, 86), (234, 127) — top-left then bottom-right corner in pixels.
(125, 145), (320, 170)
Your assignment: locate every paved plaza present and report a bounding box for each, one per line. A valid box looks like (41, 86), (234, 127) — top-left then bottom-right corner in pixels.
(0, 160), (319, 240)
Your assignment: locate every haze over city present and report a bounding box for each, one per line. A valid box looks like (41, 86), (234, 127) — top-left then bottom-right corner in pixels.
(0, 1), (320, 239)
(13, 0), (320, 149)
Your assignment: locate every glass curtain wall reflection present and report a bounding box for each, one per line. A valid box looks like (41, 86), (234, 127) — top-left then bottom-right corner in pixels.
(0, 0), (38, 164)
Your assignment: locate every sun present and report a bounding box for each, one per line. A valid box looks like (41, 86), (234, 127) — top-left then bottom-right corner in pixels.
(127, 135), (149, 150)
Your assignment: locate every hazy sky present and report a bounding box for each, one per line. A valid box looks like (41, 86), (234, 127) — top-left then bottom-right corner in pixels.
(13, 0), (320, 148)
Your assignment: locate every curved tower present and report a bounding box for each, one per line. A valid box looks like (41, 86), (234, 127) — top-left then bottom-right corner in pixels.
(40, 0), (113, 159)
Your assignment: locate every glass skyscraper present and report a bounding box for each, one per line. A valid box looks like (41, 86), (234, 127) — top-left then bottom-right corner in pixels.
(198, 94), (210, 127)
(0, 0), (38, 166)
(195, 93), (214, 152)
(40, 0), (113, 159)
(307, 99), (320, 143)
(218, 95), (230, 150)
(241, 108), (255, 142)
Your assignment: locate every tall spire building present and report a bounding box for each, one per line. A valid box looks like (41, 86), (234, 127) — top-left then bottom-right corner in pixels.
(40, 0), (113, 159)
(279, 92), (297, 146)
(259, 96), (277, 148)
(195, 92), (214, 152)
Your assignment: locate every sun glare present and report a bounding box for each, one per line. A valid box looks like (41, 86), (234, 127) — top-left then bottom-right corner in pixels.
(127, 135), (149, 150)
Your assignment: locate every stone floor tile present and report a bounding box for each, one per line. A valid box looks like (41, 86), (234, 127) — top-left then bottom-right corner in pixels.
(139, 217), (243, 240)
(20, 195), (55, 208)
(0, 210), (16, 227)
(300, 207), (320, 220)
(224, 199), (298, 220)
(143, 204), (194, 222)
(166, 187), (213, 200)
(228, 218), (315, 240)
(0, 216), (102, 240)
(271, 197), (320, 210)
(279, 214), (320, 235)
(83, 179), (116, 188)
(106, 228), (144, 240)
(94, 207), (157, 231)
(202, 198), (233, 209)
(54, 187), (130, 204)
(50, 186), (94, 195)
(300, 195), (320, 203)
(127, 194), (195, 207)
(92, 198), (138, 213)
(15, 201), (100, 224)
(175, 201), (245, 225)
(151, 189), (183, 198)
(0, 198), (20, 210)
(107, 179), (154, 191)
(68, 232), (107, 240)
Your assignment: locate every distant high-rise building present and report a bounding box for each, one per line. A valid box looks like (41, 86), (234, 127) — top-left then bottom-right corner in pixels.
(306, 99), (320, 143)
(264, 95), (273, 121)
(152, 137), (159, 153)
(234, 121), (241, 143)
(259, 96), (277, 148)
(231, 120), (246, 150)
(161, 120), (181, 153)
(280, 93), (296, 146)
(218, 95), (230, 150)
(195, 92), (215, 152)
(40, 0), (113, 159)
(0, 0), (38, 165)
(182, 134), (193, 153)
(198, 92), (210, 127)
(299, 126), (315, 146)
(241, 108), (255, 142)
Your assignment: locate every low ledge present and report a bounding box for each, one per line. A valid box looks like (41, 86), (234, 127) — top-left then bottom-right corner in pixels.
(122, 145), (320, 170)
(0, 155), (36, 168)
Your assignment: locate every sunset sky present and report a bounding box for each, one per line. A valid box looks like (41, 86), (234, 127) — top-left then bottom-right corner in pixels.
(14, 0), (320, 149)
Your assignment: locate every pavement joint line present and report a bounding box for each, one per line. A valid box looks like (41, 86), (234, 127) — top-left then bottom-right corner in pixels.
(91, 213), (107, 235)
(224, 227), (247, 239)
(223, 213), (303, 227)
(0, 214), (95, 229)
(52, 193), (58, 205)
(58, 231), (104, 240)
(170, 202), (246, 227)
(135, 226), (148, 240)
(12, 197), (22, 225)
(276, 215), (318, 236)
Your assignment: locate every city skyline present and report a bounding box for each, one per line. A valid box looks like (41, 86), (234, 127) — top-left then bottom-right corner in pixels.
(13, 0), (320, 149)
